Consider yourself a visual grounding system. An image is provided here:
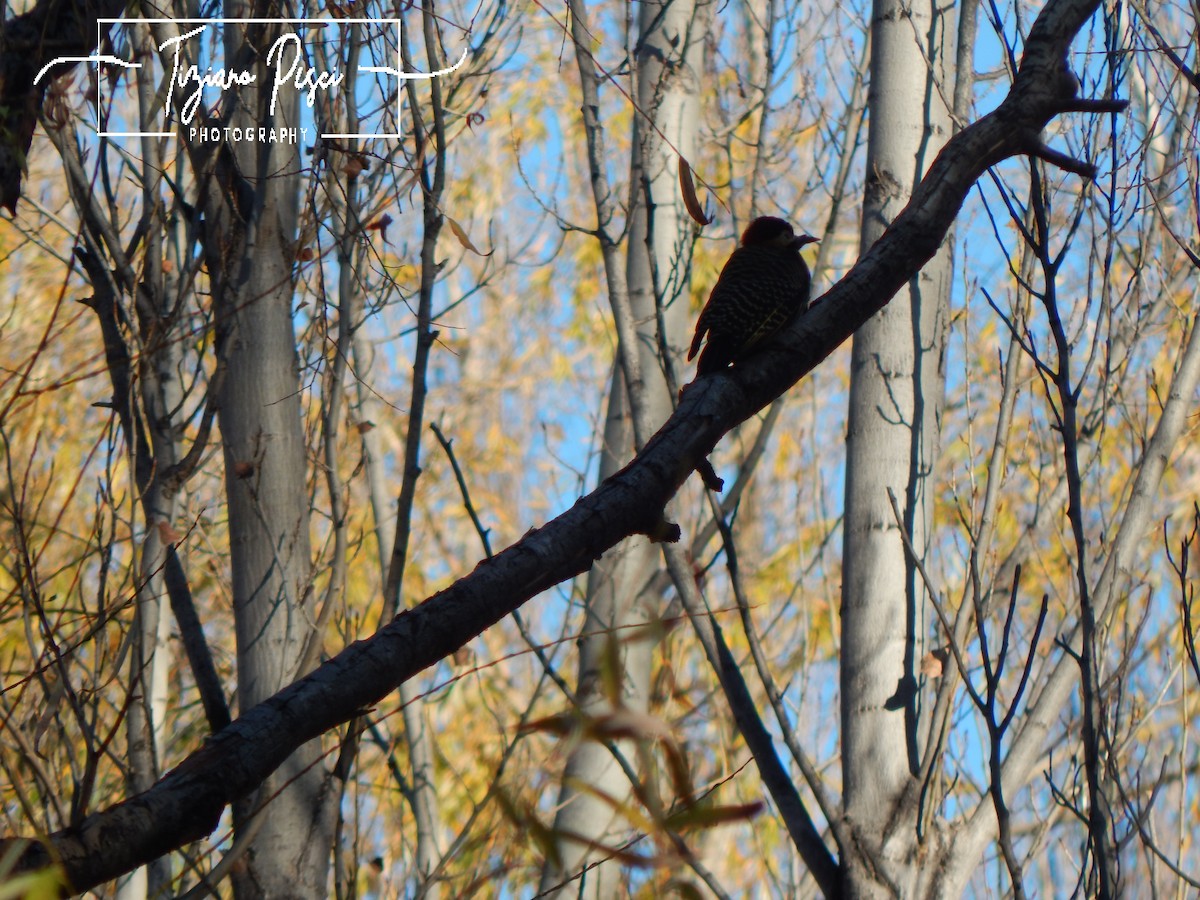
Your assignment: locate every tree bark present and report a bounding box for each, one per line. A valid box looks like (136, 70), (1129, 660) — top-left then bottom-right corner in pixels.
(197, 12), (334, 899)
(839, 0), (954, 893)
(538, 0), (706, 895)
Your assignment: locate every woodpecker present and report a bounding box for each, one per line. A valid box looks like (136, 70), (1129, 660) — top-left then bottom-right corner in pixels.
(688, 216), (817, 376)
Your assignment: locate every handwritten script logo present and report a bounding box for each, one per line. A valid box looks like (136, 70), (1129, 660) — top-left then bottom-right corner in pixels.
(35, 18), (468, 142)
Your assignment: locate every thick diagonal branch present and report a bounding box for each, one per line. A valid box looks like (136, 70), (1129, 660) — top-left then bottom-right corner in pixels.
(0, 0), (1118, 892)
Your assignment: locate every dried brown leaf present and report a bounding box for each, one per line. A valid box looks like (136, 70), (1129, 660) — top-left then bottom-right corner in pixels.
(678, 157), (712, 226)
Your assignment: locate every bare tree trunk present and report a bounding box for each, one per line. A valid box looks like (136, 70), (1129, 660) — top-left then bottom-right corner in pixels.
(194, 12), (333, 898)
(116, 103), (180, 900)
(113, 22), (193, 900)
(840, 0), (955, 894)
(539, 0), (707, 894)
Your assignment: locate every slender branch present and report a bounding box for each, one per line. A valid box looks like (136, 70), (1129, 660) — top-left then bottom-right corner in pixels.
(660, 542), (842, 898)
(1029, 150), (1118, 895)
(565, 0), (652, 449)
(710, 501), (847, 854)
(75, 240), (231, 736)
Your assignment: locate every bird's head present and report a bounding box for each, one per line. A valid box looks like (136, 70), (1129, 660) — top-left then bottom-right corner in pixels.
(740, 216), (818, 252)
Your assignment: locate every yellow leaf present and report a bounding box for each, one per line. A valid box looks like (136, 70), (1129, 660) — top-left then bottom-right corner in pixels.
(445, 213), (492, 256)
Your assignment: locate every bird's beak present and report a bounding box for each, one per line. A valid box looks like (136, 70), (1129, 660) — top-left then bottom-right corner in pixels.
(793, 234), (819, 249)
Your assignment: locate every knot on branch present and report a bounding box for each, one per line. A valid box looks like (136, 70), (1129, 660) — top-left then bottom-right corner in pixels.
(644, 510), (681, 544)
(695, 458), (724, 492)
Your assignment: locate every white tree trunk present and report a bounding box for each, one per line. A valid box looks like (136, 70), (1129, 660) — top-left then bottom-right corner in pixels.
(202, 12), (333, 899)
(117, 25), (190, 896)
(840, 0), (955, 894)
(539, 0), (707, 894)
